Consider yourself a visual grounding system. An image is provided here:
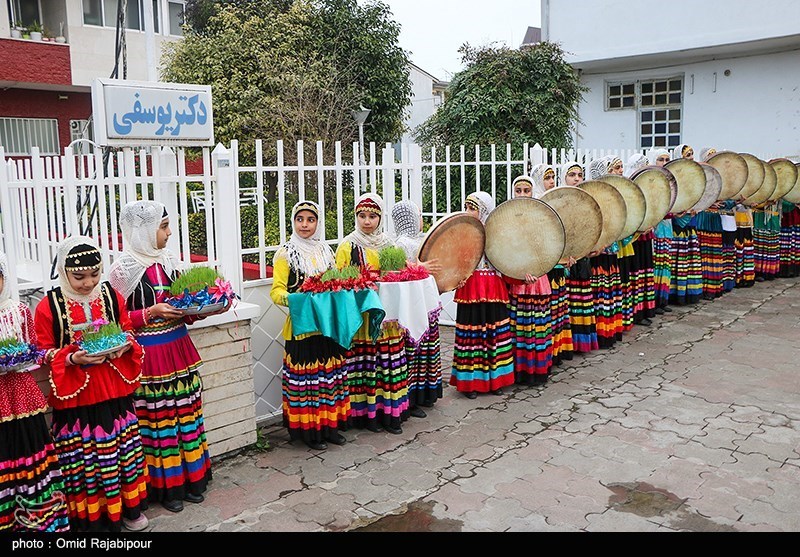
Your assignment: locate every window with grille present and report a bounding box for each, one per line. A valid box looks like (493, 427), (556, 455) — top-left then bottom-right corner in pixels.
(0, 118), (60, 156)
(82, 0), (183, 34)
(70, 120), (94, 143)
(606, 82), (636, 110)
(639, 77), (683, 149)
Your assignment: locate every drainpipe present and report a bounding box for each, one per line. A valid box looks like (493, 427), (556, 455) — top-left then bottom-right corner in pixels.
(541, 0), (550, 41)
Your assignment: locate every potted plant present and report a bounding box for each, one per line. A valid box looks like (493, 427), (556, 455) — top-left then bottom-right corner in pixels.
(55, 22), (66, 43)
(28, 21), (43, 41)
(10, 24), (23, 39)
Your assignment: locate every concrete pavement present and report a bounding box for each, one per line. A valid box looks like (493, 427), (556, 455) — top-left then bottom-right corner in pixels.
(147, 276), (800, 532)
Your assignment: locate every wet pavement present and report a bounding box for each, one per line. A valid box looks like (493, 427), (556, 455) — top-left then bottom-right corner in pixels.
(147, 276), (800, 532)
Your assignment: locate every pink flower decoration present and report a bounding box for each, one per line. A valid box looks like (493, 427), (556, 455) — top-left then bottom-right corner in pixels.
(214, 278), (235, 300)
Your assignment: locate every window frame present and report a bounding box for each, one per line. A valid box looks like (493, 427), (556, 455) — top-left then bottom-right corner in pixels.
(637, 74), (684, 151)
(605, 80), (637, 111)
(80, 0), (185, 35)
(0, 117), (60, 156)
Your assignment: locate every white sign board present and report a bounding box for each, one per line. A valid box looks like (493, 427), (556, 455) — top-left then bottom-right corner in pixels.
(92, 78), (214, 147)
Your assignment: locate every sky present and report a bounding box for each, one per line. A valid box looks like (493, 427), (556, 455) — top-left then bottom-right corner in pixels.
(371, 0), (542, 82)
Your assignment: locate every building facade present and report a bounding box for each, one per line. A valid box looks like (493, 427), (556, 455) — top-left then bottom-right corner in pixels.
(399, 62), (448, 146)
(541, 0), (800, 159)
(1, 0), (185, 156)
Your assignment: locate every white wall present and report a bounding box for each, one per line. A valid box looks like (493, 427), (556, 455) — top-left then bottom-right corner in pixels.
(574, 49), (800, 160)
(401, 65), (442, 144)
(64, 0), (181, 87)
(546, 0), (800, 64)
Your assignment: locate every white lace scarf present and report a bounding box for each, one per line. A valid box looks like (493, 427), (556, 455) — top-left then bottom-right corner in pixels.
(108, 201), (180, 302)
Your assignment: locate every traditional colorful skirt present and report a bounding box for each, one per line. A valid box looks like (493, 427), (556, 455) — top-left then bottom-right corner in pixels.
(735, 210), (756, 287)
(566, 258), (598, 353)
(617, 246), (636, 333)
(547, 267), (573, 366)
(0, 411), (69, 532)
(695, 210), (725, 299)
(779, 204), (800, 278)
(753, 207), (781, 279)
(51, 396), (149, 532)
(508, 284), (553, 385)
(283, 334), (350, 444)
(653, 220), (673, 308)
(720, 214), (738, 293)
(346, 320), (409, 431)
(633, 234), (656, 321)
(406, 307), (444, 408)
(590, 253), (623, 349)
(450, 270), (515, 393)
(670, 218), (703, 305)
(134, 321), (211, 503)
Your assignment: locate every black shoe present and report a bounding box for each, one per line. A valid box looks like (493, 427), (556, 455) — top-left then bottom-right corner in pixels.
(366, 423), (384, 433)
(326, 433), (347, 446)
(465, 391), (478, 400)
(409, 407), (427, 419)
(655, 307), (665, 315)
(306, 440), (328, 450)
(662, 306), (673, 312)
(184, 493), (204, 504)
(492, 388), (504, 396)
(420, 400), (435, 408)
(384, 426), (403, 435)
(640, 318), (653, 326)
(756, 276), (765, 282)
(162, 499), (184, 513)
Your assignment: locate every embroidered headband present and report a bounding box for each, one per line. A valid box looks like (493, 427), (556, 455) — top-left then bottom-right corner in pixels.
(64, 244), (102, 272)
(355, 198), (381, 216)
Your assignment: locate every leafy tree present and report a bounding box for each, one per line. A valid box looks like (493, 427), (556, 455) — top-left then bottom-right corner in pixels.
(414, 41), (586, 151)
(163, 0), (411, 166)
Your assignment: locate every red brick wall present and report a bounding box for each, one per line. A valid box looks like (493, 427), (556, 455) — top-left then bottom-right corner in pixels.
(0, 88), (92, 154)
(0, 38), (72, 86)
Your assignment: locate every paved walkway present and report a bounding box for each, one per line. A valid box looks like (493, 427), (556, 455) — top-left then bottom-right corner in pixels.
(149, 276), (800, 532)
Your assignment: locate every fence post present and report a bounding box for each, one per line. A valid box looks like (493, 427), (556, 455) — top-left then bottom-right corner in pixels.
(530, 143), (545, 166)
(409, 143), (423, 211)
(382, 146), (397, 235)
(158, 147), (181, 256)
(212, 143), (243, 296)
(30, 148), (53, 292)
(62, 146), (80, 236)
(0, 148), (20, 301)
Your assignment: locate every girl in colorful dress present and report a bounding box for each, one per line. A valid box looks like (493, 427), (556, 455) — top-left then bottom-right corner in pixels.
(694, 147), (727, 300)
(560, 162), (599, 353)
(778, 198), (800, 278)
(450, 191), (515, 399)
(753, 199), (782, 281)
(108, 201), (213, 513)
(390, 200), (443, 417)
(669, 144), (703, 305)
(625, 154), (658, 325)
(269, 200), (350, 451)
(593, 156), (645, 331)
(734, 202), (757, 288)
(648, 148), (675, 313)
(532, 164), (574, 367)
(336, 193), (408, 435)
(0, 251), (69, 533)
(505, 175), (554, 386)
(34, 236), (149, 532)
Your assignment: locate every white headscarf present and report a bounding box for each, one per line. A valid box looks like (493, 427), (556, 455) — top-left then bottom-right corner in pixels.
(647, 148), (670, 165)
(698, 147), (717, 162)
(275, 200), (335, 277)
(625, 153), (649, 178)
(55, 235), (104, 304)
(108, 200), (180, 301)
(589, 157), (612, 181)
(559, 161), (584, 187)
(673, 143), (693, 160)
(0, 251), (24, 340)
(342, 192), (392, 252)
(391, 200), (424, 263)
(465, 191), (496, 270)
(530, 164), (554, 199)
(465, 191), (495, 224)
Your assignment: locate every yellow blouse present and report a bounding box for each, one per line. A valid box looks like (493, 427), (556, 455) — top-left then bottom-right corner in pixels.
(334, 240), (381, 271)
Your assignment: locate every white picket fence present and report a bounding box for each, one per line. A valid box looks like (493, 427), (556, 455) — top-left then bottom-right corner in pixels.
(10, 138), (774, 423)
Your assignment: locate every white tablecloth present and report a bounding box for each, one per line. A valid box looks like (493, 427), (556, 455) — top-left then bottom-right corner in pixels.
(376, 275), (441, 345)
